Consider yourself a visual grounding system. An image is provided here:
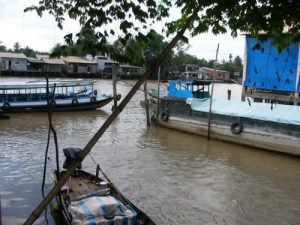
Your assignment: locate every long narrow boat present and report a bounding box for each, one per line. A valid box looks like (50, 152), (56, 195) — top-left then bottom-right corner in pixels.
(57, 148), (155, 225)
(0, 80), (120, 112)
(148, 80), (300, 156)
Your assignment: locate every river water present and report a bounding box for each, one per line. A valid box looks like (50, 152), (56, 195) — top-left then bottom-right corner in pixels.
(0, 77), (299, 225)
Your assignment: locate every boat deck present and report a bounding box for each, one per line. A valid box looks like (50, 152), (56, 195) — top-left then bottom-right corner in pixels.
(62, 171), (108, 201)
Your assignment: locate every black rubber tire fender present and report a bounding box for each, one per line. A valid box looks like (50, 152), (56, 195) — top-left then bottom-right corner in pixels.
(231, 120), (243, 134)
(3, 102), (10, 109)
(160, 111), (169, 122)
(72, 99), (78, 105)
(117, 94), (121, 101)
(90, 97), (96, 102)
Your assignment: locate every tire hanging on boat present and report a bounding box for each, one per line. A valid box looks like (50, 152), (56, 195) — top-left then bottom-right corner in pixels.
(94, 90), (98, 96)
(160, 111), (169, 122)
(90, 97), (96, 102)
(72, 99), (78, 105)
(231, 119), (243, 134)
(3, 102), (10, 110)
(117, 94), (121, 101)
(51, 99), (56, 106)
(151, 111), (157, 123)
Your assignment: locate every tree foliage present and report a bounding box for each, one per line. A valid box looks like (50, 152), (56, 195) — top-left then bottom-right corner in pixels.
(25, 0), (300, 62)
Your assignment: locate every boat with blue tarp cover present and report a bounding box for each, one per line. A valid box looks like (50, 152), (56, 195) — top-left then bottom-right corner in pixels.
(0, 80), (120, 112)
(148, 80), (300, 156)
(57, 148), (155, 225)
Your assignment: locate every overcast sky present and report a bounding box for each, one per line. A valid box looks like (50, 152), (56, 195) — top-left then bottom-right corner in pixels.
(0, 0), (245, 61)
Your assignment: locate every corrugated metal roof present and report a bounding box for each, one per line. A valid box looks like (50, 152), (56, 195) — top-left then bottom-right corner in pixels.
(36, 54), (49, 60)
(27, 57), (43, 63)
(0, 52), (27, 59)
(62, 56), (96, 64)
(42, 57), (64, 65)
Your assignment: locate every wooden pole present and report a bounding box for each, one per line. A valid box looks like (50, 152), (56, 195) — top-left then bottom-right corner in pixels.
(144, 80), (150, 126)
(207, 43), (219, 140)
(156, 66), (161, 127)
(112, 63), (118, 111)
(23, 6), (202, 225)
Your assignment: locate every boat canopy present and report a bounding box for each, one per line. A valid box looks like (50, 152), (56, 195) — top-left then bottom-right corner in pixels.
(167, 80), (211, 98)
(0, 80), (96, 90)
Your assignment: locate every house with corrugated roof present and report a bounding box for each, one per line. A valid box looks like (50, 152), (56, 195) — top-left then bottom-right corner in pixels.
(62, 56), (97, 76)
(37, 55), (64, 74)
(0, 52), (27, 71)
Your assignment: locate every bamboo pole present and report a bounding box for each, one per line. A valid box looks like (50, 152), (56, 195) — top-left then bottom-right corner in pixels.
(156, 66), (161, 127)
(23, 6), (202, 225)
(112, 63), (118, 111)
(207, 43), (219, 140)
(144, 80), (150, 126)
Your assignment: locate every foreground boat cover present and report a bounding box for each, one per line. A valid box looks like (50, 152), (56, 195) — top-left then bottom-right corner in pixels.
(69, 196), (137, 225)
(186, 98), (300, 125)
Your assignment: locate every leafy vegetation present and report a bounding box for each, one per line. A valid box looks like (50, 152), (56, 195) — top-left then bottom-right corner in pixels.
(25, 0), (300, 56)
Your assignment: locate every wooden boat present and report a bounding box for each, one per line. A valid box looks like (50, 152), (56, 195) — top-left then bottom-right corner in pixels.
(57, 148), (155, 225)
(148, 80), (300, 156)
(0, 80), (121, 113)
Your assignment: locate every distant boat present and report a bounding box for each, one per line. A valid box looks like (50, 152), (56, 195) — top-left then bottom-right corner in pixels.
(0, 80), (121, 112)
(147, 80), (300, 156)
(57, 148), (155, 225)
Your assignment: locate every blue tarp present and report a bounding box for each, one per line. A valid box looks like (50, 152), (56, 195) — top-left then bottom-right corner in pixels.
(186, 98), (300, 125)
(167, 80), (193, 98)
(244, 37), (299, 92)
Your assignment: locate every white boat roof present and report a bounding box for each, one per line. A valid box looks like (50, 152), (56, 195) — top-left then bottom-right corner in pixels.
(0, 80), (96, 90)
(186, 98), (300, 125)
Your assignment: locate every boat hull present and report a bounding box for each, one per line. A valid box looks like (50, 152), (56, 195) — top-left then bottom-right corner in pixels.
(56, 170), (155, 225)
(150, 97), (300, 156)
(0, 96), (114, 113)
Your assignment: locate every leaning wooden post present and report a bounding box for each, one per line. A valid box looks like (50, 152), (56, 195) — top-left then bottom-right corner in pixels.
(156, 66), (161, 127)
(144, 80), (150, 126)
(112, 63), (118, 111)
(23, 6), (202, 225)
(207, 43), (219, 140)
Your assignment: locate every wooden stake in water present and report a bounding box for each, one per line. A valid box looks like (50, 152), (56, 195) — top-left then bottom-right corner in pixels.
(112, 63), (118, 111)
(144, 80), (150, 126)
(207, 43), (219, 140)
(156, 67), (161, 127)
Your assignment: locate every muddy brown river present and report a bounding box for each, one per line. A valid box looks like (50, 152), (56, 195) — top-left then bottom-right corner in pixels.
(0, 77), (299, 225)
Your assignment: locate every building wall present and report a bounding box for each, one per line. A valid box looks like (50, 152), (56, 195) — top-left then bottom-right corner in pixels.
(64, 63), (97, 74)
(46, 64), (63, 73)
(202, 67), (230, 80)
(0, 57), (27, 71)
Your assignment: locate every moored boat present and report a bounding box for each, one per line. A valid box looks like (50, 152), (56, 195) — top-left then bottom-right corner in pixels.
(57, 148), (155, 225)
(148, 80), (300, 156)
(0, 80), (121, 113)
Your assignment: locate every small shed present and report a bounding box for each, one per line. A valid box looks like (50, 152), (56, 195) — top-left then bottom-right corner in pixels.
(0, 52), (27, 71)
(242, 35), (300, 104)
(62, 56), (97, 75)
(27, 57), (43, 71)
(41, 57), (64, 73)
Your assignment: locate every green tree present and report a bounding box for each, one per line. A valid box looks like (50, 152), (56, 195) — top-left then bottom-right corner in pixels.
(0, 41), (6, 52)
(13, 42), (21, 52)
(21, 46), (35, 57)
(26, 1), (300, 62)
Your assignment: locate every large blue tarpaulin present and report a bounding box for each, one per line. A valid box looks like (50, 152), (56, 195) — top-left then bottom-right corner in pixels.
(244, 36), (299, 92)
